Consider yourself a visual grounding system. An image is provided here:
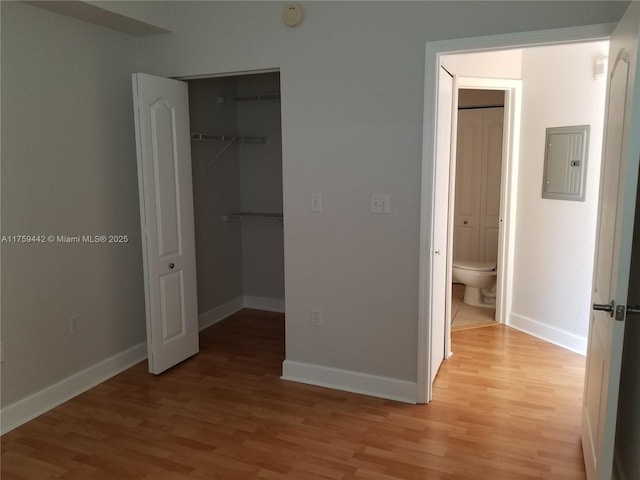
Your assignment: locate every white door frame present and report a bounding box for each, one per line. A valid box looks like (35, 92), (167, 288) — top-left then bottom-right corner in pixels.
(417, 23), (615, 404)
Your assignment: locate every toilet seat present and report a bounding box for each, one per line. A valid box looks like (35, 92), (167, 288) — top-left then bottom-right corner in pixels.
(452, 260), (495, 272)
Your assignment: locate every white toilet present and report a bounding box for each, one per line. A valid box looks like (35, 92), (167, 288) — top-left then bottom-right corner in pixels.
(452, 260), (497, 308)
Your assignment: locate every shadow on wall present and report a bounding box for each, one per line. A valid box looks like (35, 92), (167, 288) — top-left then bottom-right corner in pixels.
(614, 168), (640, 479)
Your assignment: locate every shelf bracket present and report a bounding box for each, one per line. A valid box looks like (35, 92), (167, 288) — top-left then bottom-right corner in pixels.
(205, 137), (237, 171)
(191, 133), (268, 171)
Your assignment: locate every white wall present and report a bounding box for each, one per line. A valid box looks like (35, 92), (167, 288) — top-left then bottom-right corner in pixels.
(510, 41), (609, 353)
(125, 2), (623, 390)
(444, 49), (523, 79)
(1, 3), (143, 408)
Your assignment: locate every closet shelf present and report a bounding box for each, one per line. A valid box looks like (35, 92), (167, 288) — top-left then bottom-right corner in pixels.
(216, 94), (281, 104)
(191, 133), (268, 171)
(223, 212), (283, 223)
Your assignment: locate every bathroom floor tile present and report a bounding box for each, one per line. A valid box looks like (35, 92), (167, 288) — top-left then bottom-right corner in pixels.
(451, 315), (496, 331)
(451, 283), (496, 331)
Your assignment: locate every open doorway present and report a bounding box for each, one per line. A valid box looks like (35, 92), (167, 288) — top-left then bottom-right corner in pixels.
(186, 71), (285, 329)
(418, 30), (611, 403)
(440, 41), (608, 358)
(450, 88), (505, 332)
(426, 71), (522, 381)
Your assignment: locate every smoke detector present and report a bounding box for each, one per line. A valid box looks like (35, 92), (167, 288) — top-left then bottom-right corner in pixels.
(283, 4), (303, 27)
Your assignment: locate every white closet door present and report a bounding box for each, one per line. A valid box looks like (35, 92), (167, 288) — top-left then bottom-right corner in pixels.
(430, 66), (454, 384)
(132, 73), (199, 374)
(454, 109), (482, 262)
(479, 107), (504, 264)
(454, 107), (503, 264)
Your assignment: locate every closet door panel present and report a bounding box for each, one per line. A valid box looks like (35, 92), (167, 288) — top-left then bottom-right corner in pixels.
(453, 225), (479, 262)
(479, 108), (504, 263)
(481, 227), (500, 264)
(132, 73), (199, 375)
(454, 109), (483, 262)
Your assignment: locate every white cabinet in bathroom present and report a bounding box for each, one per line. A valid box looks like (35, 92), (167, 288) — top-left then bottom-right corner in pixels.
(453, 107), (504, 264)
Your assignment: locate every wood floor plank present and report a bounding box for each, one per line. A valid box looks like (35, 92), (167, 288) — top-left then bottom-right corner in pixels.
(1, 309), (586, 479)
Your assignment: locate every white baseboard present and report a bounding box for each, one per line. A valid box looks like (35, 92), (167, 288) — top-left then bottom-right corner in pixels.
(0, 342), (147, 435)
(243, 295), (285, 313)
(1, 297), (285, 435)
(281, 360), (417, 404)
(199, 296), (284, 330)
(509, 313), (587, 355)
(198, 297), (245, 331)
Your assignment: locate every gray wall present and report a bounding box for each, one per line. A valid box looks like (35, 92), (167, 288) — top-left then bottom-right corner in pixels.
(0, 1), (629, 408)
(188, 77), (244, 313)
(237, 73), (284, 300)
(129, 1), (626, 382)
(0, 2), (144, 406)
(615, 146), (640, 480)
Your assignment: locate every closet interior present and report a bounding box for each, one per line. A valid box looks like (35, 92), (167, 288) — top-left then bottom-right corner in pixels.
(187, 72), (284, 318)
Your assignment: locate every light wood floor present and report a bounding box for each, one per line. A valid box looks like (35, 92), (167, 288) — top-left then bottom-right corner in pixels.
(1, 309), (586, 480)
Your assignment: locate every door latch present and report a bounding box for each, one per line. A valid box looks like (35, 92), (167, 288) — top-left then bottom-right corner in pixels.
(593, 300), (615, 317)
(594, 301), (639, 321)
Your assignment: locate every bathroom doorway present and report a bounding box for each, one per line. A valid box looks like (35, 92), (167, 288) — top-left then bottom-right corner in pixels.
(437, 74), (521, 363)
(450, 89), (505, 332)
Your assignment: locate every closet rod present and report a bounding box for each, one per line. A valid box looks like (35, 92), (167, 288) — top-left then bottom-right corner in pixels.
(191, 133), (268, 143)
(217, 94), (281, 104)
(223, 212), (283, 223)
(193, 133), (269, 172)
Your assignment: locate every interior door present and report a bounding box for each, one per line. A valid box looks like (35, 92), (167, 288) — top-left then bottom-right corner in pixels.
(454, 109), (482, 261)
(581, 4), (640, 479)
(132, 73), (199, 374)
(479, 107), (503, 264)
(430, 66), (454, 385)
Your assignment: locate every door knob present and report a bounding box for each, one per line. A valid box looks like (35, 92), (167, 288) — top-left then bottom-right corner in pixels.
(593, 301), (614, 317)
(169, 263), (175, 269)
